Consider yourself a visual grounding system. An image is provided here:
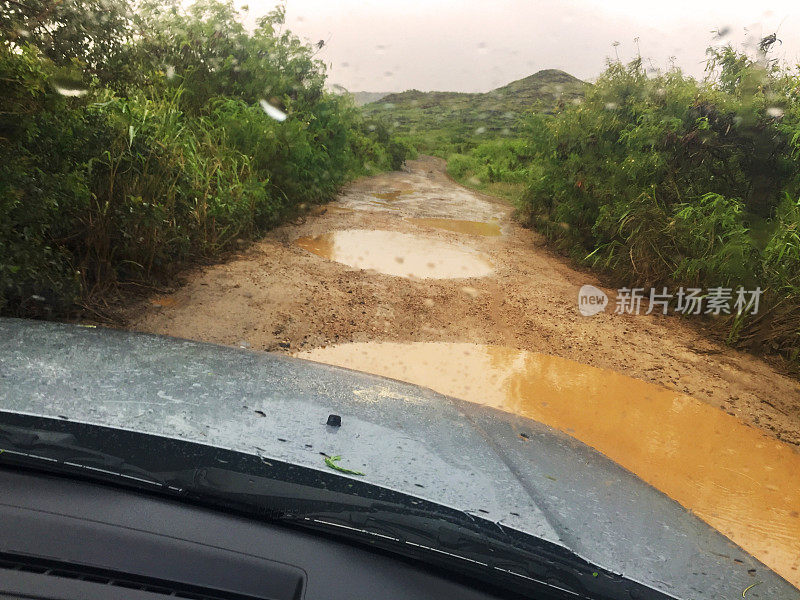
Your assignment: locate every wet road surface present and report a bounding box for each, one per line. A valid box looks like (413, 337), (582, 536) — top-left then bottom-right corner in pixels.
(127, 156), (800, 587)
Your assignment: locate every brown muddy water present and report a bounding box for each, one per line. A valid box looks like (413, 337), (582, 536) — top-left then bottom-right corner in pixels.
(373, 190), (411, 201)
(406, 217), (502, 237)
(296, 341), (800, 587)
(294, 230), (493, 279)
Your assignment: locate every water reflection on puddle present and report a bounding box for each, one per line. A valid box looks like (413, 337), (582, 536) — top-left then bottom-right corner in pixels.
(373, 190), (411, 201)
(407, 217), (502, 236)
(339, 185), (501, 222)
(296, 341), (800, 586)
(294, 230), (493, 279)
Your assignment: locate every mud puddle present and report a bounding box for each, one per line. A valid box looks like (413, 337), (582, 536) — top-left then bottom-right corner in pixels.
(338, 171), (504, 221)
(294, 230), (493, 279)
(373, 190), (411, 201)
(296, 341), (800, 587)
(407, 217), (502, 237)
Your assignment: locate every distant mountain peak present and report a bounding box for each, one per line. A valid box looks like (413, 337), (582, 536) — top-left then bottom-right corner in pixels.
(525, 68), (582, 81)
(365, 69), (586, 106)
(489, 70), (586, 95)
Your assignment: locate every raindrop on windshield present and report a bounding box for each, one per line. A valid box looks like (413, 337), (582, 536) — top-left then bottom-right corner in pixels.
(52, 82), (88, 97)
(766, 107), (785, 119)
(259, 99), (288, 122)
(713, 26), (732, 38)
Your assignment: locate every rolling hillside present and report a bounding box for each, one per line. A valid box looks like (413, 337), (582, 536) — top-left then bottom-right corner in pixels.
(360, 69), (587, 150)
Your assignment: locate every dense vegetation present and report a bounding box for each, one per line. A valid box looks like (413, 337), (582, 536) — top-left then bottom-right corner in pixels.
(380, 43), (800, 363)
(517, 46), (800, 361)
(0, 0), (408, 318)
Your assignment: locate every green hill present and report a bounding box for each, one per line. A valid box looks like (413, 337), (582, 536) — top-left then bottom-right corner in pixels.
(349, 91), (392, 106)
(361, 69), (587, 152)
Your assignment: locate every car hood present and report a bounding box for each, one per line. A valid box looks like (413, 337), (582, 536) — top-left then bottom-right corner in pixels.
(0, 318), (794, 599)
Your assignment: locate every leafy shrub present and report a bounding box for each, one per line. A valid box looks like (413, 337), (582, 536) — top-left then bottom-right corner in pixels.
(514, 50), (800, 362)
(0, 0), (408, 317)
(445, 153), (477, 180)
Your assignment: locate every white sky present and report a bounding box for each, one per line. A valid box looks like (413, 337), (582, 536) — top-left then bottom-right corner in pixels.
(236, 0), (800, 92)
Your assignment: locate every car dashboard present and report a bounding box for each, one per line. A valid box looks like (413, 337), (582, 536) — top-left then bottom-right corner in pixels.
(0, 467), (511, 600)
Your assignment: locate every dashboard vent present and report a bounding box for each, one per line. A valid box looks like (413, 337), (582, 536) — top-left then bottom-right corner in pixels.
(0, 552), (280, 600)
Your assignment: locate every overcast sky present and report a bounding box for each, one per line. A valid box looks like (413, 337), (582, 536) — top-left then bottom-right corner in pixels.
(236, 1), (800, 93)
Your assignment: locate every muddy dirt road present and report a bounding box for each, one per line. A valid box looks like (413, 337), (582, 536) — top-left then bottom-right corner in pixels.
(127, 156), (800, 447)
(124, 155), (800, 587)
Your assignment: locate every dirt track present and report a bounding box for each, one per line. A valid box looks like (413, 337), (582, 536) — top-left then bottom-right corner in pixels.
(126, 156), (800, 447)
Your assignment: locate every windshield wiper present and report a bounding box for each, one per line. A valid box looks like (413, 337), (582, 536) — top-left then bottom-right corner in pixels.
(0, 423), (170, 489)
(0, 417), (677, 600)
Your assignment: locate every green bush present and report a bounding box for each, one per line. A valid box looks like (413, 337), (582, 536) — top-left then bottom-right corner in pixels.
(0, 0), (408, 317)
(515, 51), (800, 362)
(445, 153), (477, 180)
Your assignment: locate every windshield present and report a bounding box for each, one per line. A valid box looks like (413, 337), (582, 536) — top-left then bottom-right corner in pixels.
(1, 1), (799, 598)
